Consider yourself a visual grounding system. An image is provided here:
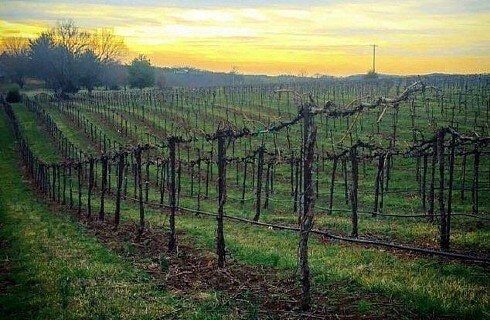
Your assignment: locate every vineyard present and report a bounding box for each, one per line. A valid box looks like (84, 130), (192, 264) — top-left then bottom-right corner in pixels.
(1, 76), (489, 319)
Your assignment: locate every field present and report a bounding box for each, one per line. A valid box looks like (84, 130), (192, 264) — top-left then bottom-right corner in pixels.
(1, 77), (489, 319)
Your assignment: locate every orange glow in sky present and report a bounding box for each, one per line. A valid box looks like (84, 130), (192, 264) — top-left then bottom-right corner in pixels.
(1, 1), (489, 76)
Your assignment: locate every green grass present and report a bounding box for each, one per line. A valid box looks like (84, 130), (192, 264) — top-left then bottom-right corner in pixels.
(8, 84), (490, 319)
(0, 107), (234, 319)
(170, 214), (489, 319)
(11, 102), (61, 163)
(42, 105), (99, 156)
(54, 175), (489, 319)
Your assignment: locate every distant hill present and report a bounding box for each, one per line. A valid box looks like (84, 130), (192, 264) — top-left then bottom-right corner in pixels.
(157, 67), (488, 87)
(158, 67), (334, 87)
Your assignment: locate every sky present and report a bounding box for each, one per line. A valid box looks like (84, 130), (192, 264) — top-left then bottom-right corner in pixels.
(1, 0), (489, 76)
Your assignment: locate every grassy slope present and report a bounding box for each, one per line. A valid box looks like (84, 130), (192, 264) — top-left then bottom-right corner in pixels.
(0, 107), (231, 319)
(27, 99), (490, 318)
(12, 102), (61, 163)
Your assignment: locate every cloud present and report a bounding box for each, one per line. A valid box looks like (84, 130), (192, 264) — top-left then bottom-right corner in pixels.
(0, 0), (488, 75)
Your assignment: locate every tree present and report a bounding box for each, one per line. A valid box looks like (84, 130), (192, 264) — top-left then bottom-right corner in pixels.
(27, 21), (112, 93)
(155, 69), (167, 89)
(51, 20), (90, 56)
(90, 29), (127, 64)
(100, 61), (128, 90)
(365, 69), (378, 80)
(0, 37), (30, 88)
(128, 55), (155, 89)
(29, 32), (80, 93)
(3, 20), (126, 93)
(78, 49), (102, 92)
(29, 33), (58, 88)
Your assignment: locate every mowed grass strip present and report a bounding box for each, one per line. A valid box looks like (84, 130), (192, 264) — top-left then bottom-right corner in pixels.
(11, 102), (61, 163)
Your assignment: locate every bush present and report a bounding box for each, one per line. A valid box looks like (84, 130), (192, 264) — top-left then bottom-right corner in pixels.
(128, 55), (155, 89)
(5, 84), (21, 103)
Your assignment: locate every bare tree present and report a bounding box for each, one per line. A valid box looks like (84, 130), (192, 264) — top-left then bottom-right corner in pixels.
(90, 29), (127, 63)
(1, 37), (29, 55)
(3, 20), (126, 93)
(51, 19), (90, 56)
(0, 37), (30, 87)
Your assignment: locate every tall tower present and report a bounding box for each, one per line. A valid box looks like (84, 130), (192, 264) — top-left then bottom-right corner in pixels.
(372, 44), (378, 73)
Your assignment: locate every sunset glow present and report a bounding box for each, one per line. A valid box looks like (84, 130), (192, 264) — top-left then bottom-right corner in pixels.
(1, 0), (489, 75)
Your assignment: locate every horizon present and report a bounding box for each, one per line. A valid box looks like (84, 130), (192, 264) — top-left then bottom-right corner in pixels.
(156, 66), (489, 78)
(1, 0), (489, 76)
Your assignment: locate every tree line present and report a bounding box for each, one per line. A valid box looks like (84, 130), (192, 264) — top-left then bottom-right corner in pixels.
(0, 20), (156, 94)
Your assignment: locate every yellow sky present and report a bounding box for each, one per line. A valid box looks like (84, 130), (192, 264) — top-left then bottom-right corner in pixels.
(1, 1), (489, 75)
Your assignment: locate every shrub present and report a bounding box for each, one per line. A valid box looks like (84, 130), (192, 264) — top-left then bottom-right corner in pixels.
(5, 84), (21, 103)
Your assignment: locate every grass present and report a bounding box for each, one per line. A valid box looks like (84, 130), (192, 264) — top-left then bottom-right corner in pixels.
(4, 85), (489, 319)
(171, 214), (489, 318)
(0, 107), (235, 319)
(41, 105), (99, 155)
(11, 102), (61, 163)
(38, 170), (488, 319)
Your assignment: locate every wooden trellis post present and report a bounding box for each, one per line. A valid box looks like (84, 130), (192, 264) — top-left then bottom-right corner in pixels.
(428, 140), (437, 222)
(445, 134), (456, 249)
(299, 104), (316, 311)
(62, 164), (66, 205)
(216, 133), (227, 268)
(168, 138), (177, 253)
(270, 160), (275, 195)
(290, 151), (295, 197)
(422, 154), (428, 211)
(69, 163), (73, 208)
(350, 146), (359, 238)
(114, 152), (125, 229)
(373, 154), (383, 217)
(99, 155), (108, 221)
(135, 148), (145, 234)
(472, 146), (480, 215)
(56, 165), (61, 203)
(197, 157), (202, 212)
(87, 158), (94, 217)
(328, 157), (337, 214)
(77, 162), (82, 214)
(241, 160), (248, 205)
(253, 146), (264, 221)
(437, 131), (448, 250)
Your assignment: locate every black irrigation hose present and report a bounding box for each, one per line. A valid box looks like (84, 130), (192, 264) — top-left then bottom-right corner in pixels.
(311, 230), (490, 264)
(128, 197), (489, 264)
(176, 205), (489, 264)
(315, 206), (490, 220)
